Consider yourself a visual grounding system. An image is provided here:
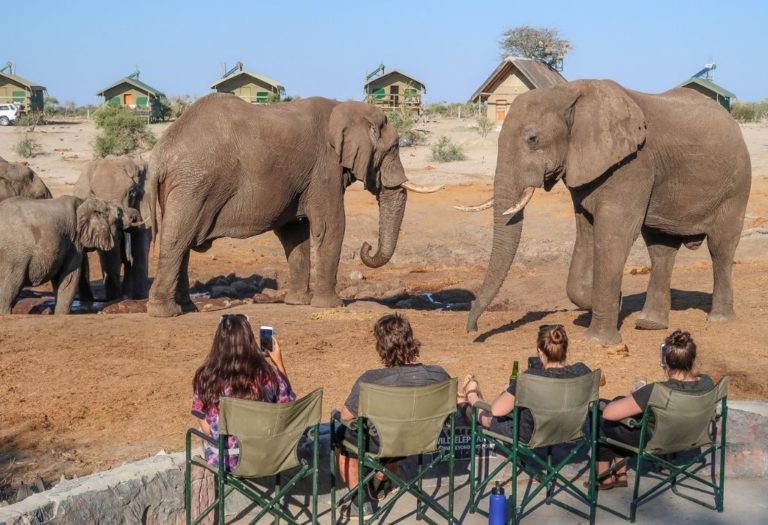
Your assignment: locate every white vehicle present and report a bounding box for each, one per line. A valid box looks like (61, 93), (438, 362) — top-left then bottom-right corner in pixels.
(0, 103), (20, 126)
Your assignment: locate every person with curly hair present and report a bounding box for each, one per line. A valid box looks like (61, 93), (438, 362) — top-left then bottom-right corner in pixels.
(191, 314), (295, 471)
(335, 313), (450, 518)
(595, 330), (714, 490)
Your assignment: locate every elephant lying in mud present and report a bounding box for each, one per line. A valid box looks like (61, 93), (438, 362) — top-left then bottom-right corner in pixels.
(74, 156), (151, 301)
(0, 159), (52, 202)
(460, 79), (751, 345)
(0, 196), (140, 314)
(147, 94), (439, 317)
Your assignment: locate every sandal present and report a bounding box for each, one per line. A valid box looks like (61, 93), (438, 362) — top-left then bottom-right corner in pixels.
(458, 374), (474, 403)
(584, 475), (620, 491)
(613, 474), (629, 488)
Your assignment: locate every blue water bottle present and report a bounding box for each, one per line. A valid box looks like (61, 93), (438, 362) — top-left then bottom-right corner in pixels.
(489, 480), (507, 525)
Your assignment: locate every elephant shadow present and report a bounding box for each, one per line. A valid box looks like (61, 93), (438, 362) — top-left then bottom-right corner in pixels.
(349, 288), (475, 312)
(572, 288), (713, 328)
(474, 309), (569, 343)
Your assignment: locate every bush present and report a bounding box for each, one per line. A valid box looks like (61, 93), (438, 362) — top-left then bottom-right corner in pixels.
(476, 116), (495, 138)
(169, 95), (194, 119)
(92, 105), (156, 158)
(386, 109), (426, 146)
(15, 134), (41, 158)
(731, 100), (768, 123)
(431, 136), (466, 162)
(15, 113), (45, 128)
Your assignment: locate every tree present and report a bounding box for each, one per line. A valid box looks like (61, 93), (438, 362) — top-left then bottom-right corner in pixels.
(499, 25), (571, 66)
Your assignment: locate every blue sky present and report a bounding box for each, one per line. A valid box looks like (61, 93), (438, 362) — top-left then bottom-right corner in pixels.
(4, 0), (767, 105)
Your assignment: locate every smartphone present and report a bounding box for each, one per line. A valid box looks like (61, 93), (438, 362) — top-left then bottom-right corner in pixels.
(659, 343), (667, 369)
(528, 356), (543, 370)
(260, 326), (274, 353)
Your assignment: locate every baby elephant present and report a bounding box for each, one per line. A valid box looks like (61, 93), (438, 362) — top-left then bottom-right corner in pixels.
(0, 196), (134, 314)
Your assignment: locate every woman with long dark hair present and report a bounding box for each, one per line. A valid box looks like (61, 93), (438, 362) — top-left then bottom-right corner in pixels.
(191, 314), (295, 470)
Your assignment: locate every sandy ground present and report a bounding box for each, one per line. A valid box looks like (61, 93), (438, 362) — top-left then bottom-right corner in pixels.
(1, 116), (767, 497)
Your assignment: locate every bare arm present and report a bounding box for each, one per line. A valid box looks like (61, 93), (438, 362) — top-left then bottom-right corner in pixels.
(490, 391), (516, 417)
(197, 417), (211, 436)
(267, 336), (289, 378)
(340, 405), (355, 423)
(602, 396), (642, 421)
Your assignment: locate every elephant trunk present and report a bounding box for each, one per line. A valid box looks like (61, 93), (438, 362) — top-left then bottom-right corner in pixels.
(467, 186), (528, 332)
(360, 185), (407, 268)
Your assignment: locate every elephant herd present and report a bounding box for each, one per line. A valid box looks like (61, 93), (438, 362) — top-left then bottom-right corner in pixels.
(0, 79), (752, 345)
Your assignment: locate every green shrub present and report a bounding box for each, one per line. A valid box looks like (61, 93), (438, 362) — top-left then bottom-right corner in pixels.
(425, 102), (450, 118)
(386, 109), (426, 146)
(476, 116), (495, 138)
(731, 100), (768, 123)
(15, 113), (45, 128)
(92, 105), (156, 158)
(431, 136), (466, 162)
(14, 134), (41, 158)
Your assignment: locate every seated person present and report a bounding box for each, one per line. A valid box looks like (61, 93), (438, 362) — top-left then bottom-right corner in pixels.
(459, 324), (591, 444)
(191, 314), (295, 471)
(335, 313), (450, 518)
(597, 330), (714, 490)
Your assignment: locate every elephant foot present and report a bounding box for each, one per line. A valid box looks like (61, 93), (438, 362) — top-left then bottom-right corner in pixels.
(310, 292), (342, 308)
(147, 299), (182, 317)
(584, 326), (623, 346)
(635, 314), (668, 330)
(707, 309), (736, 323)
(284, 290), (312, 305)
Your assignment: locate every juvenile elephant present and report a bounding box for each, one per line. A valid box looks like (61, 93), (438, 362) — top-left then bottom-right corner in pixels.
(461, 80), (751, 345)
(74, 156), (150, 301)
(0, 196), (137, 314)
(0, 160), (52, 202)
(147, 94), (438, 317)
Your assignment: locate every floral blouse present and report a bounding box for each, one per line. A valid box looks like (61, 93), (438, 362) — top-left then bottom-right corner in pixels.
(191, 372), (295, 471)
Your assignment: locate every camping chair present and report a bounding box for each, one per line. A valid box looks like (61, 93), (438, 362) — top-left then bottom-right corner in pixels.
(469, 370), (601, 525)
(597, 377), (729, 522)
(185, 388), (323, 525)
(330, 379), (458, 524)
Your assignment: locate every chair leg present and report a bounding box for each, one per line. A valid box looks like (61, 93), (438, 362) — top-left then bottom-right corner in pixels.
(469, 414), (477, 514)
(184, 449), (192, 525)
(630, 456), (642, 523)
(546, 447), (554, 505)
(510, 448), (518, 525)
(330, 447), (337, 525)
(274, 473), (281, 525)
(217, 471), (226, 525)
(312, 429), (319, 525)
(416, 453), (424, 520)
(449, 416), (455, 524)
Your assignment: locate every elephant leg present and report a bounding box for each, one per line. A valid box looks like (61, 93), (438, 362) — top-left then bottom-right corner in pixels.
(99, 244), (123, 301)
(308, 192), (345, 308)
(53, 263), (81, 315)
(0, 267), (25, 314)
(78, 254), (95, 303)
(566, 209), (594, 309)
(175, 250), (194, 308)
(706, 213), (742, 322)
(127, 228), (150, 299)
(275, 220), (311, 305)
(636, 228), (681, 330)
(586, 209), (644, 345)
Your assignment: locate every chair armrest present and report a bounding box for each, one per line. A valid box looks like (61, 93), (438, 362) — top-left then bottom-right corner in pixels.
(330, 409), (357, 431)
(187, 427), (217, 446)
(472, 400), (493, 413)
(618, 417), (640, 429)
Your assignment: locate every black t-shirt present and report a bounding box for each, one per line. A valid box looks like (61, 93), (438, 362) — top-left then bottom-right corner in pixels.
(631, 374), (715, 410)
(344, 363), (451, 416)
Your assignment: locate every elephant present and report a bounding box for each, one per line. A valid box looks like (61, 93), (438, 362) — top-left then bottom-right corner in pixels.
(74, 156), (151, 301)
(461, 79), (751, 345)
(0, 196), (140, 314)
(0, 159), (52, 202)
(146, 94), (439, 317)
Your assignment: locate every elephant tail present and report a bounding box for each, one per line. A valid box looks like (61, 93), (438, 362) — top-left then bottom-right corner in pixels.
(147, 154), (166, 246)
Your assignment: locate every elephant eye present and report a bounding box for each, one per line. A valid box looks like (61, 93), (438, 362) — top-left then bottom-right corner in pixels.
(525, 133), (539, 149)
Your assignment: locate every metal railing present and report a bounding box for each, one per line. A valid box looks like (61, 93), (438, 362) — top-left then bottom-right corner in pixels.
(366, 95), (422, 108)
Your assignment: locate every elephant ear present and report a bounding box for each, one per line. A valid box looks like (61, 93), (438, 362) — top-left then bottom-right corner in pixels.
(74, 161), (96, 199)
(76, 198), (117, 252)
(565, 80), (647, 189)
(329, 102), (404, 191)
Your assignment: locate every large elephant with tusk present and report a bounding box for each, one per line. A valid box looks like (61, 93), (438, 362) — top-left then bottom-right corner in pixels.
(459, 79), (751, 345)
(147, 94), (440, 316)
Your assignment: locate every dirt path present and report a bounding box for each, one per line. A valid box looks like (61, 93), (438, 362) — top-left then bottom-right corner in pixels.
(1, 120), (767, 498)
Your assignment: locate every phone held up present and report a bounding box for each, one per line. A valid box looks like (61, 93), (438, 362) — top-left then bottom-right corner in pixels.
(260, 326), (274, 354)
(527, 356), (543, 370)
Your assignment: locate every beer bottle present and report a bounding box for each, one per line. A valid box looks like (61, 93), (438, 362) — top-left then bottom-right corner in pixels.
(509, 360), (519, 383)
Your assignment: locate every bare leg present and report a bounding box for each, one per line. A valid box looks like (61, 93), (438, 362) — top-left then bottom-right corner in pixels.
(274, 220), (311, 305)
(636, 228), (682, 330)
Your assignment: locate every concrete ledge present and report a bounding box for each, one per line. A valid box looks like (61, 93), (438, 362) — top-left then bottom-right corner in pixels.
(2, 403), (767, 524)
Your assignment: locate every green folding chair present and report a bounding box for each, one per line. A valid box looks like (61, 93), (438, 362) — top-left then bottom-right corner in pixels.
(185, 388), (323, 525)
(598, 377), (729, 522)
(469, 370), (601, 525)
(330, 378), (458, 524)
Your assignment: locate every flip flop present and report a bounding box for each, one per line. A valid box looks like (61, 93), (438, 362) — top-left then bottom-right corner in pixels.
(458, 374), (475, 402)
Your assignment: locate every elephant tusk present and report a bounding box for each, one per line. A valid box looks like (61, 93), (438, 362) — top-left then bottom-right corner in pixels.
(454, 197), (493, 212)
(401, 181), (444, 193)
(502, 187), (535, 216)
(131, 217), (150, 227)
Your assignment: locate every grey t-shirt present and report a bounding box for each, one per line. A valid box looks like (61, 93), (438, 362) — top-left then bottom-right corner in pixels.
(344, 363), (451, 416)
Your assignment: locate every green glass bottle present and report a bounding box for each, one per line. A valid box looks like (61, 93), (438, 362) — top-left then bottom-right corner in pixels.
(509, 360), (519, 383)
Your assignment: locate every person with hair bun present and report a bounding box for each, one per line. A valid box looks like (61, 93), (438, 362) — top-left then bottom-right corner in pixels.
(596, 329), (714, 490)
(459, 324), (591, 444)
